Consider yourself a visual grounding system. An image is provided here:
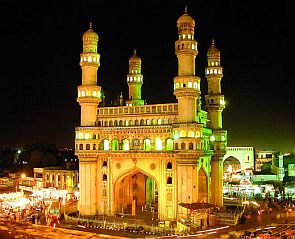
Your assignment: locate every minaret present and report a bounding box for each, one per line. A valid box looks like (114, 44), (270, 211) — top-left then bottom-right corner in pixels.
(205, 39), (225, 129)
(77, 22), (101, 126)
(205, 39), (227, 207)
(126, 49), (144, 106)
(173, 7), (200, 123)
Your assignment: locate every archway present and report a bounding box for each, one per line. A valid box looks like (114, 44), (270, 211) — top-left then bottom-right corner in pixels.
(223, 156), (241, 173)
(114, 171), (158, 216)
(198, 168), (208, 203)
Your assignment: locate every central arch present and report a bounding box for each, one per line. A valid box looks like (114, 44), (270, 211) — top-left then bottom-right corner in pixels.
(114, 169), (158, 216)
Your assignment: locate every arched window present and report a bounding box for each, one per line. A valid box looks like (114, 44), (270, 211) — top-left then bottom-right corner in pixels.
(93, 134), (96, 139)
(167, 177), (172, 184)
(114, 120), (118, 126)
(188, 131), (194, 137)
(189, 142), (193, 149)
(119, 120), (123, 126)
(102, 174), (107, 181)
(125, 120), (129, 126)
(195, 131), (200, 138)
(86, 144), (90, 150)
(93, 144), (96, 150)
(129, 120), (134, 126)
(143, 139), (151, 150)
(181, 142), (186, 150)
(109, 120), (113, 127)
(104, 121), (108, 127)
(97, 121), (101, 127)
(122, 139), (129, 151)
(146, 119), (150, 125)
(112, 139), (119, 150)
(140, 119), (144, 125)
(174, 130), (179, 140)
(180, 130), (186, 137)
(155, 138), (162, 150)
(103, 139), (109, 150)
(166, 138), (173, 150)
(135, 119), (139, 126)
(157, 119), (161, 125)
(79, 144), (83, 150)
(167, 162), (172, 169)
(102, 161), (107, 167)
(152, 119), (156, 125)
(175, 143), (179, 150)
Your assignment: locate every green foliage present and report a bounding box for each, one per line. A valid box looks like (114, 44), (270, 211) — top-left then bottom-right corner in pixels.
(261, 162), (272, 173)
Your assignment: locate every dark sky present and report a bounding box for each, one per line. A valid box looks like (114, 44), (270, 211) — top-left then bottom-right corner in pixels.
(0, 0), (294, 152)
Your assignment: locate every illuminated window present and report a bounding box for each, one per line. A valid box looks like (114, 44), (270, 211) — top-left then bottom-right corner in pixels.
(93, 57), (96, 62)
(146, 119), (150, 125)
(125, 120), (129, 126)
(112, 139), (119, 150)
(221, 136), (225, 141)
(211, 62), (214, 66)
(131, 70), (134, 74)
(193, 82), (198, 89)
(129, 120), (134, 126)
(182, 34), (185, 39)
(214, 69), (217, 74)
(103, 139), (109, 150)
(130, 77), (133, 81)
(97, 91), (101, 98)
(155, 138), (162, 150)
(188, 34), (191, 39)
(210, 69), (213, 74)
(166, 138), (173, 150)
(173, 131), (179, 140)
(188, 82), (192, 88)
(216, 62), (218, 66)
(152, 119), (156, 125)
(85, 133), (90, 140)
(206, 69), (209, 74)
(218, 69), (222, 74)
(210, 135), (216, 142)
(78, 133), (83, 139)
(81, 91), (85, 96)
(86, 91), (91, 96)
(192, 44), (195, 50)
(188, 131), (194, 137)
(143, 139), (151, 150)
(78, 91), (81, 97)
(80, 57), (83, 62)
(88, 56), (92, 62)
(176, 83), (180, 89)
(157, 119), (161, 125)
(122, 139), (129, 151)
(93, 91), (96, 97)
(83, 57), (86, 61)
(180, 130), (186, 137)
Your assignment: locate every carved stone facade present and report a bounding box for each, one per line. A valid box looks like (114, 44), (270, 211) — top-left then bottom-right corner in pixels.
(75, 9), (227, 222)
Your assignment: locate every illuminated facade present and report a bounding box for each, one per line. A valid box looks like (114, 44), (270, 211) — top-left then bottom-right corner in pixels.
(75, 9), (227, 222)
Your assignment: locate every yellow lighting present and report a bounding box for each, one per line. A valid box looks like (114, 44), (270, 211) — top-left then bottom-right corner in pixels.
(21, 174), (25, 179)
(210, 135), (215, 142)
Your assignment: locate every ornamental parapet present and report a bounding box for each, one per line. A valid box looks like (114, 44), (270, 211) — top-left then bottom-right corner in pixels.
(97, 103), (178, 116)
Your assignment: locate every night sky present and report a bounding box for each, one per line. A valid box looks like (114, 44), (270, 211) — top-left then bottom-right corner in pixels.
(0, 1), (294, 152)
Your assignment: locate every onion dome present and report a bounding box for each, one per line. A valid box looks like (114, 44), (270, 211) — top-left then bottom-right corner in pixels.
(177, 6), (195, 28)
(129, 49), (141, 64)
(82, 22), (98, 42)
(207, 39), (220, 58)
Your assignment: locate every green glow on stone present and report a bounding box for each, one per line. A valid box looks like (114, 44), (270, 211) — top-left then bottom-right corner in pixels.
(122, 139), (129, 151)
(210, 135), (215, 142)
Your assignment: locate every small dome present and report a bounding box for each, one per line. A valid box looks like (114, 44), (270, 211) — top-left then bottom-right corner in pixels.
(177, 7), (195, 28)
(207, 39), (220, 57)
(82, 22), (98, 41)
(129, 49), (141, 63)
(177, 13), (195, 26)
